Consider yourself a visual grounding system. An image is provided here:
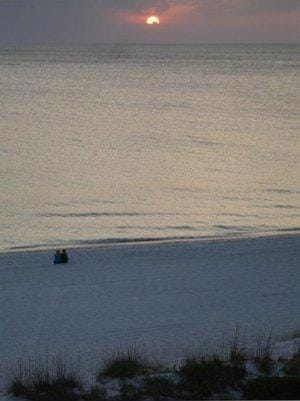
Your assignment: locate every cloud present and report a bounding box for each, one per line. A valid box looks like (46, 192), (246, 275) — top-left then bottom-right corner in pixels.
(113, 1), (199, 25)
(0, 0), (298, 12)
(0, 0), (299, 43)
(238, 0), (300, 14)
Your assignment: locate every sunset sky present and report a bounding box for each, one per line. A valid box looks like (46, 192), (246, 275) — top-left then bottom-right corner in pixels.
(0, 0), (299, 44)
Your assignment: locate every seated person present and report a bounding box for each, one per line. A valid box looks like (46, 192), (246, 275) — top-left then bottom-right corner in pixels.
(53, 250), (61, 264)
(61, 249), (69, 264)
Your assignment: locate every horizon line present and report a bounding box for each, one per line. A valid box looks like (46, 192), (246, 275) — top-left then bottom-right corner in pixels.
(0, 41), (299, 47)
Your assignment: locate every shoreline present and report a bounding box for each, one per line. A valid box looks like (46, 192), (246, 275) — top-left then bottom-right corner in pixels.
(2, 228), (300, 256)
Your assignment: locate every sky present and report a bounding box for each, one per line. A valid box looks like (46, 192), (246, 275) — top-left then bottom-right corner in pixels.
(0, 0), (299, 44)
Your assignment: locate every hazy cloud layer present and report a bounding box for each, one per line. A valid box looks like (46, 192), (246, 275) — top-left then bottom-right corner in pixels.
(0, 0), (299, 44)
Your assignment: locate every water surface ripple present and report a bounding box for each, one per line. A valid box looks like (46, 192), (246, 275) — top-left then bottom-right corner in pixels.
(0, 44), (299, 251)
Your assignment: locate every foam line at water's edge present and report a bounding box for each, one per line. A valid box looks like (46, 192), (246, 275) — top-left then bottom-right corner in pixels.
(1, 228), (300, 255)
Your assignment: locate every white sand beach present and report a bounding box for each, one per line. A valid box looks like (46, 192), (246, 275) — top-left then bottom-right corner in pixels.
(0, 233), (299, 394)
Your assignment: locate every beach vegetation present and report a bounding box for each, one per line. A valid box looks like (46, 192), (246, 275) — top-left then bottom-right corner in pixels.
(9, 370), (81, 401)
(179, 355), (245, 394)
(97, 349), (153, 380)
(229, 325), (247, 367)
(8, 377), (28, 398)
(254, 355), (275, 375)
(254, 332), (275, 375)
(8, 356), (82, 401)
(7, 334), (300, 401)
(142, 375), (176, 399)
(282, 349), (300, 377)
(243, 376), (300, 400)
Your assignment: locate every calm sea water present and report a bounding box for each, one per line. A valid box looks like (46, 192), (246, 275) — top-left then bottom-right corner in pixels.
(0, 44), (299, 251)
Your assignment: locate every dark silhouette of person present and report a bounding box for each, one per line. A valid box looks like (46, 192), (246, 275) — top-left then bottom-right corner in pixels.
(53, 250), (61, 264)
(61, 249), (69, 264)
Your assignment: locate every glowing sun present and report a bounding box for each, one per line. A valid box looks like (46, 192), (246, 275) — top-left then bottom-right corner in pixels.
(146, 16), (160, 25)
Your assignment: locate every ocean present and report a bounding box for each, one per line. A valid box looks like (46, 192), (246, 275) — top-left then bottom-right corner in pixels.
(0, 44), (299, 251)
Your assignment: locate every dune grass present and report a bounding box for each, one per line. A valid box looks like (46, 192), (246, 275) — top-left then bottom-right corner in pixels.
(282, 348), (300, 376)
(244, 376), (300, 400)
(97, 349), (156, 380)
(179, 355), (246, 399)
(8, 356), (83, 401)
(142, 376), (176, 400)
(254, 332), (275, 375)
(7, 330), (300, 400)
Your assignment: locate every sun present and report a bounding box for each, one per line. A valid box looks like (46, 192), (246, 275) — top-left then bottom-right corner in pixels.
(146, 16), (160, 25)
